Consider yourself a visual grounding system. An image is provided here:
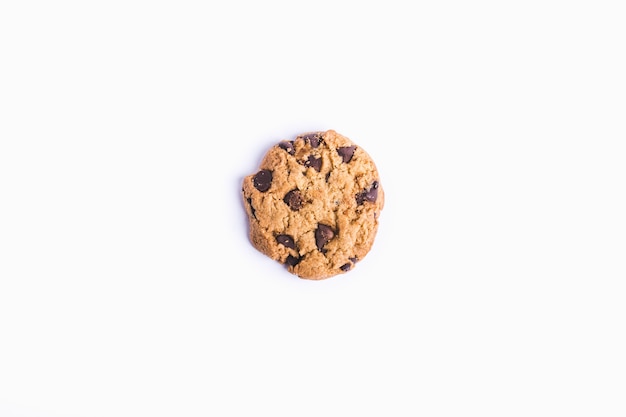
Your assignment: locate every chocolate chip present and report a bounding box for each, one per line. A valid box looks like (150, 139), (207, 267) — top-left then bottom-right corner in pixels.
(315, 224), (335, 252)
(305, 155), (322, 172)
(366, 181), (379, 202)
(356, 181), (379, 205)
(337, 146), (356, 163)
(285, 255), (300, 266)
(301, 132), (323, 148)
(283, 189), (303, 211)
(341, 257), (358, 271)
(247, 197), (256, 219)
(253, 169), (272, 192)
(278, 140), (295, 155)
(276, 234), (296, 249)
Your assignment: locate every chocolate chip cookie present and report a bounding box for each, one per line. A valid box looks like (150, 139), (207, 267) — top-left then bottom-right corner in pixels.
(242, 130), (384, 280)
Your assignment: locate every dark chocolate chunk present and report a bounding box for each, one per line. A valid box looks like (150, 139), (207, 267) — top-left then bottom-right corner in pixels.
(315, 224), (335, 252)
(365, 181), (379, 202)
(283, 189), (303, 211)
(285, 255), (300, 267)
(340, 263), (351, 271)
(337, 146), (356, 163)
(301, 132), (323, 148)
(276, 234), (296, 249)
(278, 140), (295, 155)
(349, 257), (358, 263)
(247, 197), (256, 219)
(305, 155), (322, 172)
(356, 181), (379, 205)
(253, 169), (273, 192)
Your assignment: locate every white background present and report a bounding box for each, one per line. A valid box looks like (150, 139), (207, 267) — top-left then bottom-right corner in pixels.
(1, 1), (625, 416)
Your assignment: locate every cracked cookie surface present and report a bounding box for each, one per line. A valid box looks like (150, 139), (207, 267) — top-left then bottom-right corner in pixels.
(242, 130), (384, 280)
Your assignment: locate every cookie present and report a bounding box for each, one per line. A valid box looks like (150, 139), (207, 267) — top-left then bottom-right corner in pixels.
(242, 130), (384, 280)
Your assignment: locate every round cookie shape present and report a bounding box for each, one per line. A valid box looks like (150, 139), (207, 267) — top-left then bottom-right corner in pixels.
(242, 130), (384, 280)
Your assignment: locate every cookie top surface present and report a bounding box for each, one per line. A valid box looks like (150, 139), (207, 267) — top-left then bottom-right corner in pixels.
(242, 130), (384, 280)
